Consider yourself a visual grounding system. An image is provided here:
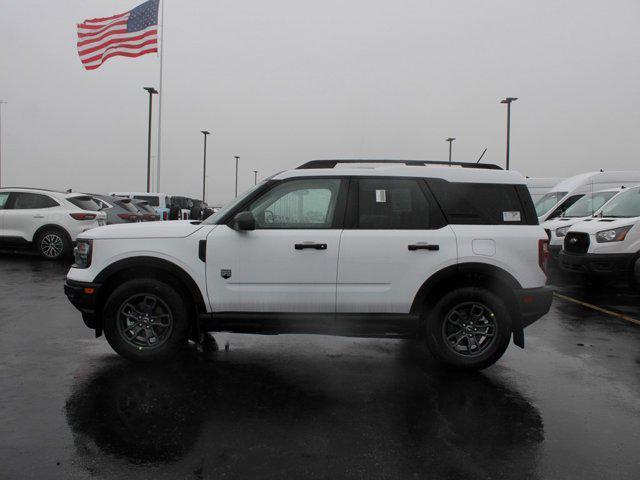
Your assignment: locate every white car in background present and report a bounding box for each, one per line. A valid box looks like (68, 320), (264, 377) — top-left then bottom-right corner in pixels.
(0, 187), (106, 260)
(542, 187), (623, 260)
(559, 185), (640, 282)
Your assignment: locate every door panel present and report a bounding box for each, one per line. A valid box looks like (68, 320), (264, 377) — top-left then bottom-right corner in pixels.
(337, 227), (457, 313)
(207, 226), (341, 312)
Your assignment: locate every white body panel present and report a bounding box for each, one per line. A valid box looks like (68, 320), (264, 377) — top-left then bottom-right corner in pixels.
(206, 225), (341, 312)
(336, 227), (457, 313)
(566, 217), (640, 255)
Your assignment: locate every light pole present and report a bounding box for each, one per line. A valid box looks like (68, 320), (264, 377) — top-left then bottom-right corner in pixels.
(0, 100), (6, 188)
(445, 137), (455, 164)
(201, 131), (210, 202)
(500, 97), (518, 170)
(234, 156), (240, 197)
(253, 170), (258, 185)
(143, 87), (158, 192)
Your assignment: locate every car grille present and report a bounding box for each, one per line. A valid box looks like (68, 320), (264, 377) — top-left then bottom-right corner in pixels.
(564, 232), (589, 254)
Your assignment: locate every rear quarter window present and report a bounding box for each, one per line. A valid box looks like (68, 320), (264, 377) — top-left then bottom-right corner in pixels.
(426, 179), (538, 225)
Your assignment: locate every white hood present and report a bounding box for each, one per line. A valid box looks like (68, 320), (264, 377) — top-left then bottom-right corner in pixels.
(567, 217), (639, 234)
(78, 220), (207, 240)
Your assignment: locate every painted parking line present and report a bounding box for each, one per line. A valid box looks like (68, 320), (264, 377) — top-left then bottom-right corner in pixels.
(553, 292), (640, 327)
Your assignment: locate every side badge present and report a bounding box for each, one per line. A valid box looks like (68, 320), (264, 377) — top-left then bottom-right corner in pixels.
(221, 269), (232, 279)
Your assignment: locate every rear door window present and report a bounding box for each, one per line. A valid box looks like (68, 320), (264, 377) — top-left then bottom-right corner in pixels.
(67, 196), (101, 211)
(426, 180), (535, 225)
(351, 178), (445, 229)
(11, 193), (59, 209)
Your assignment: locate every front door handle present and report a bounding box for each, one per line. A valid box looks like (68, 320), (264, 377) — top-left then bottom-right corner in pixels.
(295, 243), (327, 250)
(408, 243), (439, 251)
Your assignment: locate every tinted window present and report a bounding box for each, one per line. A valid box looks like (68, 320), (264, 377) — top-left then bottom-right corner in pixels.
(428, 180), (530, 225)
(116, 199), (139, 213)
(68, 196), (101, 211)
(0, 192), (9, 209)
(135, 202), (155, 213)
(12, 193), (58, 209)
(547, 194), (583, 220)
(133, 195), (160, 207)
(249, 178), (342, 229)
(355, 178), (439, 229)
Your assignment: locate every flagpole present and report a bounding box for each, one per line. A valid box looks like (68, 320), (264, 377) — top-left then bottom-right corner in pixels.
(155, 0), (165, 192)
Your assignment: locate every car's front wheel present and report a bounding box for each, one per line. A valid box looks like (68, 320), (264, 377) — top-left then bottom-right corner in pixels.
(423, 287), (512, 370)
(103, 279), (190, 362)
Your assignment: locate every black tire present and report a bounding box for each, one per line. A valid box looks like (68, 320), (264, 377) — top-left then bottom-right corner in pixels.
(423, 287), (512, 371)
(103, 278), (191, 362)
(36, 228), (70, 260)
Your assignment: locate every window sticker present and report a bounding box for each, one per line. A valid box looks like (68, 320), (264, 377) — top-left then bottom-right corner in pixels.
(375, 190), (387, 203)
(503, 211), (521, 222)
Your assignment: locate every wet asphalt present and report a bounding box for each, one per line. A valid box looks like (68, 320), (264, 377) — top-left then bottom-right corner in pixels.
(1, 253), (639, 480)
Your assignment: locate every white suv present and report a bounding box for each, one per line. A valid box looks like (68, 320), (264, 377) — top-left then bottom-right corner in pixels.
(559, 185), (640, 282)
(64, 160), (552, 370)
(0, 187), (107, 259)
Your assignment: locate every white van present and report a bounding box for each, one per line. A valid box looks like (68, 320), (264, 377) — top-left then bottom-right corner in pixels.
(109, 192), (171, 221)
(526, 177), (565, 203)
(534, 171), (640, 223)
(542, 187), (624, 259)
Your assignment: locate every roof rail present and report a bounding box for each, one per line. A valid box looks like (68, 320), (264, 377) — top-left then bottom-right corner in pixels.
(296, 159), (503, 170)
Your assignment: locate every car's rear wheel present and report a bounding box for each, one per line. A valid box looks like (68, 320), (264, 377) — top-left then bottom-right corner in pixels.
(36, 228), (70, 260)
(423, 287), (512, 370)
(103, 279), (190, 362)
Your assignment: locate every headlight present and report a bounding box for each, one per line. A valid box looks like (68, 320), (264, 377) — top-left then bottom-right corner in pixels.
(73, 239), (93, 268)
(555, 226), (571, 237)
(595, 226), (632, 243)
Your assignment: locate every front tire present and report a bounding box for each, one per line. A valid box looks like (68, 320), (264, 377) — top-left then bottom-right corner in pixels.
(36, 228), (70, 260)
(103, 279), (190, 362)
(424, 287), (512, 370)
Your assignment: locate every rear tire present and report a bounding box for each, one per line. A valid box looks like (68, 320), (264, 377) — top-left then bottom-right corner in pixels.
(36, 228), (70, 260)
(423, 287), (512, 370)
(103, 279), (190, 362)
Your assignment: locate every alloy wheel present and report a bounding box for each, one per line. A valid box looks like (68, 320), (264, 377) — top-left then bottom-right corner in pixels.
(40, 234), (64, 258)
(116, 294), (174, 349)
(442, 302), (497, 357)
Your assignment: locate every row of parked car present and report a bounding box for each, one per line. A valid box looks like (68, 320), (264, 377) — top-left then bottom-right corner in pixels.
(0, 187), (213, 260)
(528, 171), (640, 284)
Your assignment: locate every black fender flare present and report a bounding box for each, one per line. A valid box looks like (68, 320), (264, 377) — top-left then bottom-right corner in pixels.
(410, 263), (526, 347)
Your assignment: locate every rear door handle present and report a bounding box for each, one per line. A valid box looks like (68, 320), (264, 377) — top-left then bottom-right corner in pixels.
(408, 243), (439, 251)
(295, 243), (327, 250)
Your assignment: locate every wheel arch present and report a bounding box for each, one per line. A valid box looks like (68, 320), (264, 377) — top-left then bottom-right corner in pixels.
(94, 256), (207, 331)
(33, 224), (72, 245)
(411, 262), (524, 345)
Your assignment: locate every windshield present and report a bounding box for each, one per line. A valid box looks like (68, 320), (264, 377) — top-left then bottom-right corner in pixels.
(600, 188), (640, 218)
(203, 181), (267, 224)
(562, 191), (617, 217)
(534, 191), (567, 217)
(68, 196), (101, 211)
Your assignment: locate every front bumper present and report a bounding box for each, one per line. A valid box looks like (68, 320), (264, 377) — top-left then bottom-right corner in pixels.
(558, 251), (635, 277)
(64, 279), (101, 329)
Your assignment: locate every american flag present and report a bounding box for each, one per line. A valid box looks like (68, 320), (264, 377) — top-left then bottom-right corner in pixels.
(77, 0), (160, 71)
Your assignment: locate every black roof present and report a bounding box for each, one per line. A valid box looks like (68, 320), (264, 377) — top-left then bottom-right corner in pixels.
(296, 159), (502, 170)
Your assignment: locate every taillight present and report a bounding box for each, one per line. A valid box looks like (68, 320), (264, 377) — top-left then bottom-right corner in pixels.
(118, 213), (139, 221)
(70, 213), (97, 221)
(163, 211), (168, 220)
(538, 239), (550, 276)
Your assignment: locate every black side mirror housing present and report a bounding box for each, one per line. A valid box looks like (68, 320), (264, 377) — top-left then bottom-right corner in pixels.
(232, 211), (256, 231)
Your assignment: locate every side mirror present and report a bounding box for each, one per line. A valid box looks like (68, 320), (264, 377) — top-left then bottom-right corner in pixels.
(232, 211), (256, 231)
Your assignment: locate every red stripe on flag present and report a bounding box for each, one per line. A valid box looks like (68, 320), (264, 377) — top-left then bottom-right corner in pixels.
(80, 38), (158, 65)
(78, 29), (157, 56)
(83, 48), (158, 70)
(83, 12), (128, 24)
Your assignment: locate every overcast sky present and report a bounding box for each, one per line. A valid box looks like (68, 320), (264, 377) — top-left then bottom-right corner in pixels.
(1, 0), (639, 205)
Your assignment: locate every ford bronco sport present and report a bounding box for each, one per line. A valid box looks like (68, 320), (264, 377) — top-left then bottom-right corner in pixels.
(65, 160), (552, 370)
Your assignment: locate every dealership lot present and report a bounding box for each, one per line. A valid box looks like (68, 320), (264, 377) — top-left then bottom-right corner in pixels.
(1, 253), (639, 479)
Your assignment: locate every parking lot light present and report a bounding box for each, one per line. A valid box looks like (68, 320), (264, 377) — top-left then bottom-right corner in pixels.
(234, 156), (240, 197)
(201, 131), (210, 202)
(446, 138), (455, 164)
(500, 97), (518, 170)
(143, 87), (158, 192)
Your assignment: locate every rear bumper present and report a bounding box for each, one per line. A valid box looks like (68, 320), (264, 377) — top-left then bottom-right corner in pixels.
(515, 286), (554, 328)
(559, 251), (634, 277)
(64, 279), (101, 329)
